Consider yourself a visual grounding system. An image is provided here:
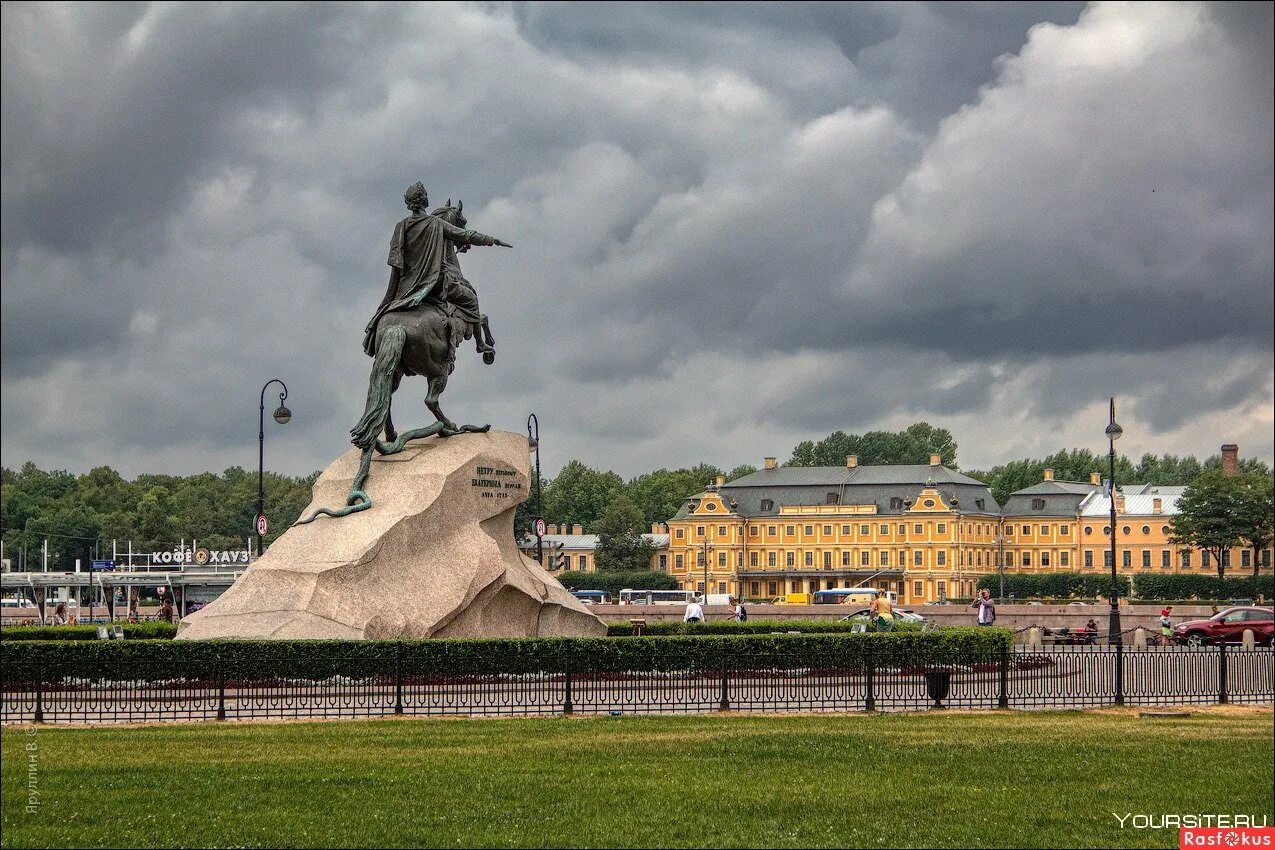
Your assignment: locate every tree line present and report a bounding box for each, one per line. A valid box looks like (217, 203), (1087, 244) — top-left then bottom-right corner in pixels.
(4, 422), (1271, 574)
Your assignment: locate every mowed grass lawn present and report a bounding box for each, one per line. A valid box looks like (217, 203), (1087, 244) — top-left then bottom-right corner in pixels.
(3, 708), (1271, 849)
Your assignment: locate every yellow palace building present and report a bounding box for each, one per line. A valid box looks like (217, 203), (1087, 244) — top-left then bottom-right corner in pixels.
(537, 445), (1271, 604)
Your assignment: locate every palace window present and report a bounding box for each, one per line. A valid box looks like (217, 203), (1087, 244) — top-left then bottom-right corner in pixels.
(914, 551), (923, 566)
(1202, 551), (1211, 568)
(843, 525), (852, 535)
(842, 551), (852, 566)
(1022, 525), (1030, 535)
(1162, 550), (1171, 568)
(880, 523), (889, 534)
(767, 581), (778, 596)
(659, 554), (667, 570)
(804, 525), (813, 535)
(718, 551), (727, 567)
(898, 524), (906, 535)
(786, 526), (795, 536)
(937, 581), (947, 598)
(676, 529), (684, 539)
(1222, 550), (1231, 567)
(760, 500), (774, 512)
(1060, 525), (1070, 535)
(1041, 552), (1050, 566)
(890, 497), (904, 510)
(697, 551), (706, 566)
(750, 551), (758, 567)
(768, 526), (776, 536)
(1022, 553), (1031, 567)
(697, 526), (705, 537)
(937, 551), (946, 566)
(1242, 550), (1251, 568)
(1122, 551), (1131, 568)
(1084, 526), (1092, 536)
(675, 554), (684, 568)
(824, 552), (832, 568)
(937, 523), (946, 534)
(823, 525), (832, 535)
(913, 580), (923, 597)
(1084, 551), (1093, 568)
(1142, 526), (1150, 535)
(1103, 551), (1113, 568)
(975, 499), (986, 510)
(1122, 526), (1130, 535)
(1181, 551), (1191, 568)
(750, 581), (759, 597)
(860, 524), (870, 535)
(862, 551), (871, 566)
(879, 551), (887, 566)
(1161, 525), (1170, 535)
(1060, 552), (1069, 567)
(768, 552), (777, 567)
(826, 492), (840, 505)
(786, 552), (795, 567)
(804, 552), (813, 567)
(1040, 525), (1048, 536)
(579, 555), (588, 569)
(1032, 498), (1046, 510)
(749, 526), (758, 537)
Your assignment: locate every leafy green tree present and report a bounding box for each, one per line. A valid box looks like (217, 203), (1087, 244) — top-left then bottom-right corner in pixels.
(727, 464), (757, 481)
(788, 423), (957, 468)
(542, 460), (625, 532)
(1235, 473), (1274, 578)
(1170, 471), (1247, 578)
(594, 495), (657, 571)
(626, 464), (723, 526)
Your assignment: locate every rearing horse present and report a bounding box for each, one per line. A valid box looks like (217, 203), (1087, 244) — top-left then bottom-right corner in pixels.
(296, 198), (511, 524)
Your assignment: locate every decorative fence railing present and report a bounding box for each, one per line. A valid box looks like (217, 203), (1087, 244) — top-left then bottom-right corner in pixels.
(2, 644), (1271, 724)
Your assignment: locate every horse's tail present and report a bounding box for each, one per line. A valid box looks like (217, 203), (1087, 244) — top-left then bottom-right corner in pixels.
(350, 324), (406, 449)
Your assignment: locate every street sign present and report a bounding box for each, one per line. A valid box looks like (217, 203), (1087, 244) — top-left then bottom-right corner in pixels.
(256, 515), (269, 536)
(534, 518), (546, 538)
(90, 560), (115, 572)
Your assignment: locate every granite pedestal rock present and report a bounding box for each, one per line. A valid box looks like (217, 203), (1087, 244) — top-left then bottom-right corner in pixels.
(177, 430), (604, 639)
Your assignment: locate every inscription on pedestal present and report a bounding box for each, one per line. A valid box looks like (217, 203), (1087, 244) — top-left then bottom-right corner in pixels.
(472, 465), (523, 500)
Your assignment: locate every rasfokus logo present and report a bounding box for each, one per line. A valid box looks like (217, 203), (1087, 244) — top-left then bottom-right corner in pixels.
(1112, 814), (1273, 850)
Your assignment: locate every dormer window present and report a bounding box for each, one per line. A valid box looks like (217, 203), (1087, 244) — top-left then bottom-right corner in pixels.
(889, 497), (903, 510)
(760, 499), (774, 512)
(975, 499), (985, 511)
(826, 492), (839, 505)
(1031, 498), (1046, 511)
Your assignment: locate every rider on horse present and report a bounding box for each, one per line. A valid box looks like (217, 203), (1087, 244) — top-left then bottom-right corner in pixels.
(362, 182), (509, 359)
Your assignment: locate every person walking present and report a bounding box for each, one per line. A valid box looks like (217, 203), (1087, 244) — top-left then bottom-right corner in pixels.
(1159, 606), (1173, 647)
(869, 589), (894, 632)
(160, 598), (175, 624)
(971, 589), (996, 627)
(51, 602), (68, 626)
(733, 598), (748, 622)
(683, 597), (705, 624)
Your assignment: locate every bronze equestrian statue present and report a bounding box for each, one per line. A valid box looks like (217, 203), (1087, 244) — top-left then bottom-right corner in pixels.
(296, 182), (511, 524)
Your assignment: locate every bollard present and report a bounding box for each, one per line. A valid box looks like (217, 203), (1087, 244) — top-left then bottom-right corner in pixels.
(1133, 628), (1146, 650)
(997, 643), (1009, 709)
(394, 642), (404, 715)
(1242, 629), (1256, 651)
(1217, 643), (1228, 704)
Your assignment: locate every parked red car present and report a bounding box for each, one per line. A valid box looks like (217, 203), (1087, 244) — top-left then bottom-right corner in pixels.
(1171, 606), (1274, 646)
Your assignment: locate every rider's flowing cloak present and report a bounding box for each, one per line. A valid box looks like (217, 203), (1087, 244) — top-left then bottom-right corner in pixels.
(362, 212), (496, 356)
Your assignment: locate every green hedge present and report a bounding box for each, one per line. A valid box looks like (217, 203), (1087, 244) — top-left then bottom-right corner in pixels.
(1, 629), (1012, 685)
(977, 573), (1132, 598)
(1129, 574), (1272, 600)
(555, 571), (680, 595)
(0, 621), (178, 641)
(604, 619), (921, 637)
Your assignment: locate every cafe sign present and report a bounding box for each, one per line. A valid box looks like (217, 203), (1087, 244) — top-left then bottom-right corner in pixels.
(151, 547), (251, 565)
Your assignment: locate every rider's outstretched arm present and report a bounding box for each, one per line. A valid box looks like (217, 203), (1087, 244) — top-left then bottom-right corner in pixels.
(439, 219), (512, 248)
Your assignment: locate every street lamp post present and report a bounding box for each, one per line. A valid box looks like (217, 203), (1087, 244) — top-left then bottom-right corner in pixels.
(1105, 397), (1125, 704)
(995, 531), (1007, 602)
(257, 379), (292, 557)
(527, 414), (543, 564)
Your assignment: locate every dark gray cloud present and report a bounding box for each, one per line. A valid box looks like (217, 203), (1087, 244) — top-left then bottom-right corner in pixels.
(2, 1), (1271, 481)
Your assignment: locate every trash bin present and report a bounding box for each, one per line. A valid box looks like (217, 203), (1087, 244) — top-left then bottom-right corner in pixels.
(925, 669), (951, 708)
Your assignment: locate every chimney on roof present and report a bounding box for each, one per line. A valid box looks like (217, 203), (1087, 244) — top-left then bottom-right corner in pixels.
(929, 454), (941, 466)
(715, 475), (725, 488)
(1090, 472), (1101, 485)
(650, 522), (663, 535)
(1153, 497), (1162, 514)
(1221, 443), (1239, 476)
(572, 524), (582, 535)
(1114, 493), (1125, 514)
(1043, 469), (1054, 481)
(846, 455), (858, 468)
(546, 524), (557, 535)
(764, 456), (777, 470)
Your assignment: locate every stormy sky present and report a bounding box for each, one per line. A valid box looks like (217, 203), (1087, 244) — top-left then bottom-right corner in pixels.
(2, 1), (1272, 480)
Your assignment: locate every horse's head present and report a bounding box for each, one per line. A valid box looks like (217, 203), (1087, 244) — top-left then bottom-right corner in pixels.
(431, 198), (467, 229)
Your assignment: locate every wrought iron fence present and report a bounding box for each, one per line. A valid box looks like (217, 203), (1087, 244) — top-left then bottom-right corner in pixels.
(2, 645), (1271, 724)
